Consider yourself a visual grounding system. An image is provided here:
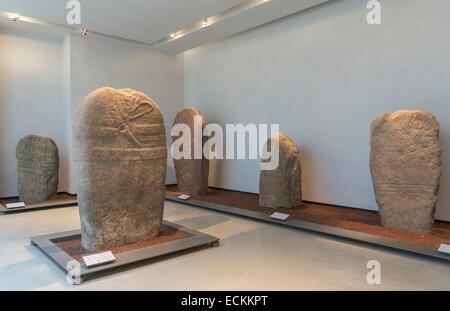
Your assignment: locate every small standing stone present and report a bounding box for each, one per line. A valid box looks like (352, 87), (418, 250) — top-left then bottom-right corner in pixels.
(259, 132), (302, 209)
(171, 108), (209, 196)
(370, 110), (441, 234)
(16, 134), (59, 204)
(74, 87), (167, 252)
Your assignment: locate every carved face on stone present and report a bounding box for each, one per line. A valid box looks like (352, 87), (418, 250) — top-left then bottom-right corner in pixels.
(74, 87), (167, 252)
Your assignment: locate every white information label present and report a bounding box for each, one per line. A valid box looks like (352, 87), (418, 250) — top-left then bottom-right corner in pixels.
(438, 244), (450, 255)
(83, 251), (116, 268)
(178, 194), (191, 201)
(5, 202), (26, 209)
(270, 212), (290, 221)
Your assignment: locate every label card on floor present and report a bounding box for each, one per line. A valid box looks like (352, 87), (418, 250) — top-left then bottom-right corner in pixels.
(178, 194), (190, 200)
(438, 244), (450, 255)
(5, 202), (26, 209)
(83, 251), (116, 268)
(270, 212), (290, 221)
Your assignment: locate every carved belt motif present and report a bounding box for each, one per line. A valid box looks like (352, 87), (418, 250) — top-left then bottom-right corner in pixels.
(78, 101), (167, 161)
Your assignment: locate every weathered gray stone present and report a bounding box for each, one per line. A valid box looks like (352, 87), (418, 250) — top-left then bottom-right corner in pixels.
(74, 87), (167, 252)
(259, 132), (302, 209)
(370, 110), (441, 234)
(16, 134), (59, 204)
(171, 108), (209, 196)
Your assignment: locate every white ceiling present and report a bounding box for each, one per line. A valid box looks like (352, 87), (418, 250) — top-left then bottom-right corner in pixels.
(0, 0), (330, 54)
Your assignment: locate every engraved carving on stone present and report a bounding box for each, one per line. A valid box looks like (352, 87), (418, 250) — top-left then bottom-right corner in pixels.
(16, 134), (59, 204)
(74, 87), (167, 251)
(171, 108), (209, 196)
(259, 132), (302, 209)
(370, 110), (441, 234)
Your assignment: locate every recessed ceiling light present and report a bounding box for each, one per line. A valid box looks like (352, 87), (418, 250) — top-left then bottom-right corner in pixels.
(151, 0), (273, 47)
(11, 14), (20, 22)
(80, 28), (89, 36)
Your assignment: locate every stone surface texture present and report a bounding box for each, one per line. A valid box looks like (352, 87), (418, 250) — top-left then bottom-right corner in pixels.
(171, 108), (209, 196)
(370, 110), (441, 234)
(74, 87), (167, 252)
(16, 135), (59, 204)
(259, 132), (302, 209)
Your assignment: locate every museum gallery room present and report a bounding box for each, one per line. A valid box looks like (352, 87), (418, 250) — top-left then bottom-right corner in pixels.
(0, 0), (450, 292)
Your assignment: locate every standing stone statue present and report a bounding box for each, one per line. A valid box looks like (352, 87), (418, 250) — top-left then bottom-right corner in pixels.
(171, 108), (209, 196)
(74, 87), (167, 252)
(16, 134), (59, 204)
(370, 110), (441, 234)
(259, 132), (302, 209)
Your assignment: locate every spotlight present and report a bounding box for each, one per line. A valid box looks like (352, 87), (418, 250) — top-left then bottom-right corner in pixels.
(170, 33), (176, 40)
(11, 14), (20, 22)
(201, 19), (209, 28)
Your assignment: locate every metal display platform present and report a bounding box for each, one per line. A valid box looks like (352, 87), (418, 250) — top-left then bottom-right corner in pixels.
(165, 194), (450, 263)
(31, 221), (220, 284)
(0, 199), (78, 215)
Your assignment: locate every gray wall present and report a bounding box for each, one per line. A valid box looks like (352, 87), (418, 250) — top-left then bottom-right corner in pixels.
(0, 26), (183, 197)
(184, 0), (450, 221)
(0, 26), (67, 197)
(67, 33), (184, 192)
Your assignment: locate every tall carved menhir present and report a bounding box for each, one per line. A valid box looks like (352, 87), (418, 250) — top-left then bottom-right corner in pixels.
(370, 110), (441, 234)
(16, 134), (59, 204)
(259, 132), (302, 209)
(172, 108), (209, 196)
(74, 87), (167, 252)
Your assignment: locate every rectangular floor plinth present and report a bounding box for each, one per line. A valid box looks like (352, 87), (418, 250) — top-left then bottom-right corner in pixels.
(165, 193), (450, 263)
(0, 199), (78, 215)
(31, 221), (219, 283)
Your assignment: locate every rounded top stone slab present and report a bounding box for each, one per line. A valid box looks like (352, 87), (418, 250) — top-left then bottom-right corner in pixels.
(171, 107), (209, 196)
(16, 134), (59, 204)
(370, 109), (441, 234)
(371, 109), (440, 136)
(74, 87), (167, 251)
(16, 134), (58, 158)
(275, 132), (300, 157)
(260, 132), (302, 209)
(172, 107), (204, 126)
(75, 87), (166, 157)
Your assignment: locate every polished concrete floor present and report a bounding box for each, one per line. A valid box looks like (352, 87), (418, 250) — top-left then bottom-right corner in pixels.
(0, 201), (449, 291)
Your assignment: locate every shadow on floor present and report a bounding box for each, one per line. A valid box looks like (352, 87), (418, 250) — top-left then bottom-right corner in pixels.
(171, 214), (231, 231)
